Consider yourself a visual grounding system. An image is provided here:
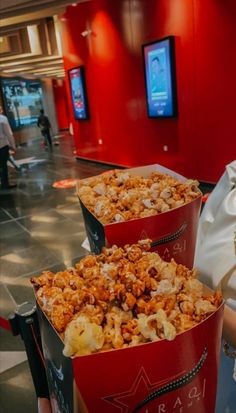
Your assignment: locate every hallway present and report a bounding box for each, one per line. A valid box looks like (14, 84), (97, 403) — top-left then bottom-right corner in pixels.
(0, 133), (112, 412)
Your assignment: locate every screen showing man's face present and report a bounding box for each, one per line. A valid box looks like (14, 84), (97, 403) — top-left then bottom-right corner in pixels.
(152, 58), (160, 75)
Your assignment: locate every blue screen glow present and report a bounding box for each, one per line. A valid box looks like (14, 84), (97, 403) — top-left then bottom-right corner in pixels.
(143, 37), (177, 118)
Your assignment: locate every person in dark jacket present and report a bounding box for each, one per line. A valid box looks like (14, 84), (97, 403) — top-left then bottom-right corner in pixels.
(37, 109), (52, 150)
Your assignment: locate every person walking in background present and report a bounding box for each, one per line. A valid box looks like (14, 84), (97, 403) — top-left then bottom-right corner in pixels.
(37, 109), (53, 151)
(0, 106), (17, 189)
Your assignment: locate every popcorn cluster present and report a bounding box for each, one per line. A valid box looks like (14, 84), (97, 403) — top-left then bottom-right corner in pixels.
(31, 240), (222, 357)
(78, 169), (200, 224)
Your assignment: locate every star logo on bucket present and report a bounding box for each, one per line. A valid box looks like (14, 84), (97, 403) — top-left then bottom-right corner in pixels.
(102, 348), (207, 413)
(52, 179), (79, 189)
(139, 230), (150, 240)
(102, 367), (185, 413)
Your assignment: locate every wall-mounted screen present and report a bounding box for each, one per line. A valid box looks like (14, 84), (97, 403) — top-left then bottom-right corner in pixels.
(142, 36), (177, 118)
(1, 77), (43, 129)
(68, 66), (89, 120)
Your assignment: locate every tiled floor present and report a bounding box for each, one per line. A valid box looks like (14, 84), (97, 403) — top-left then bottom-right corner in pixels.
(0, 133), (112, 412)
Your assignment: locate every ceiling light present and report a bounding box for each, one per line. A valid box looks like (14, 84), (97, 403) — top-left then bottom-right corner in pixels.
(2, 66), (34, 73)
(0, 56), (62, 67)
(31, 66), (64, 73)
(27, 25), (42, 54)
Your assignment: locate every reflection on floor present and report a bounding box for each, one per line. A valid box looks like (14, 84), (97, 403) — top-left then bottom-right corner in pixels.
(0, 133), (112, 412)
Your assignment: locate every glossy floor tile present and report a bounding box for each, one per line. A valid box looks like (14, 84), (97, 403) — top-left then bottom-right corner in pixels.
(0, 232), (39, 256)
(0, 328), (25, 352)
(0, 244), (60, 281)
(0, 221), (25, 239)
(0, 361), (37, 412)
(0, 283), (17, 319)
(0, 209), (11, 223)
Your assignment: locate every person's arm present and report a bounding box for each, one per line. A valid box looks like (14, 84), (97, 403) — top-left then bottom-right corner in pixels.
(38, 398), (52, 413)
(223, 305), (236, 348)
(3, 119), (16, 150)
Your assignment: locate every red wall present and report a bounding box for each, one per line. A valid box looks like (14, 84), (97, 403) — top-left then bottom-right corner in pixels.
(52, 79), (69, 130)
(60, 0), (236, 182)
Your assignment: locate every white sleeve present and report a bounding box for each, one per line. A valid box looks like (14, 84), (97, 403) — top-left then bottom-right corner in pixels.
(194, 161), (236, 310)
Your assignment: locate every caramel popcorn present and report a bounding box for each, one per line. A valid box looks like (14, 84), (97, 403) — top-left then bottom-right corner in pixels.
(78, 170), (201, 224)
(31, 240), (222, 357)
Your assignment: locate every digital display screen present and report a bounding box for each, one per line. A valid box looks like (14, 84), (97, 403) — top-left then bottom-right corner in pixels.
(142, 36), (177, 118)
(68, 67), (89, 120)
(1, 78), (43, 129)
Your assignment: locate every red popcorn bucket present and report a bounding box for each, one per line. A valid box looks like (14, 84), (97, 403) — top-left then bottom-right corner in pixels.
(37, 301), (224, 413)
(78, 164), (202, 268)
